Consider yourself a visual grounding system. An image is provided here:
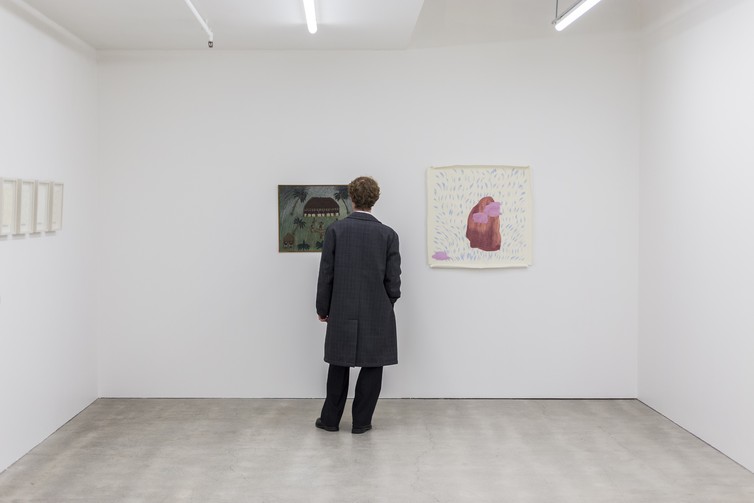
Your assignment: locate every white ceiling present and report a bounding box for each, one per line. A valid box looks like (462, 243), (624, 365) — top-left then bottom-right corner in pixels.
(20, 0), (641, 51)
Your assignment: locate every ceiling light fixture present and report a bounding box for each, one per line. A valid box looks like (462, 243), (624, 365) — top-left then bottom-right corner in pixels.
(183, 0), (214, 48)
(553, 0), (604, 32)
(303, 0), (318, 34)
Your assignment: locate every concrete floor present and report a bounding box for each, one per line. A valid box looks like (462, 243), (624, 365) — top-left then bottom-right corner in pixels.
(0, 399), (753, 502)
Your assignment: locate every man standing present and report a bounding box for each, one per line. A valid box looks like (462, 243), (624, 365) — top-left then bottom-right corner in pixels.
(315, 176), (401, 434)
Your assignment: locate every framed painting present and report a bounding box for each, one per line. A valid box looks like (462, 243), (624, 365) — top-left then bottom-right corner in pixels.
(1, 178), (18, 236)
(34, 181), (51, 233)
(278, 185), (352, 252)
(16, 180), (36, 235)
(427, 165), (533, 269)
(49, 182), (64, 232)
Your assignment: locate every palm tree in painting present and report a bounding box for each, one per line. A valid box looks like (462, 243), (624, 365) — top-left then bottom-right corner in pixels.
(333, 186), (350, 215)
(292, 217), (307, 245)
(288, 187), (309, 215)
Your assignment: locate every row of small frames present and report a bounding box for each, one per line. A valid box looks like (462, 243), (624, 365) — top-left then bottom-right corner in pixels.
(0, 178), (64, 237)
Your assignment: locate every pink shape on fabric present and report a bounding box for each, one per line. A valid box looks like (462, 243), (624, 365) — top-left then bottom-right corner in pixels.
(483, 202), (501, 217)
(472, 212), (489, 224)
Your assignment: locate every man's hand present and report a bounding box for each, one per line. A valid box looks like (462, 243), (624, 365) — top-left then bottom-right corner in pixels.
(318, 314), (329, 322)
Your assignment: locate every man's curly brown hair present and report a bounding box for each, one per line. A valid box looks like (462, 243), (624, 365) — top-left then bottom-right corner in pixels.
(348, 176), (380, 210)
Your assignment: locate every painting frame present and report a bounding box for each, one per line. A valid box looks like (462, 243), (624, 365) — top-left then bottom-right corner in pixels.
(278, 184), (352, 253)
(427, 165), (533, 269)
(34, 180), (51, 233)
(49, 182), (64, 232)
(16, 179), (36, 235)
(1, 178), (19, 236)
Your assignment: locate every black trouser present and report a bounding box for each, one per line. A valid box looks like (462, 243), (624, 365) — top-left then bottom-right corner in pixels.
(320, 364), (383, 428)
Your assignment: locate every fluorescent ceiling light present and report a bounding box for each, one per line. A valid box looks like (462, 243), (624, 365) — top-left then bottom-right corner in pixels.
(553, 0), (604, 32)
(183, 0), (214, 47)
(303, 0), (318, 34)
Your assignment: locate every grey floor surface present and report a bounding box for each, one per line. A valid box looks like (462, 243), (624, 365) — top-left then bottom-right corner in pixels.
(0, 399), (753, 502)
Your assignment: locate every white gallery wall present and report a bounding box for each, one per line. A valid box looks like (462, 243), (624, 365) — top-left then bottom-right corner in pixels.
(639, 0), (754, 472)
(96, 32), (641, 399)
(0, 1), (98, 472)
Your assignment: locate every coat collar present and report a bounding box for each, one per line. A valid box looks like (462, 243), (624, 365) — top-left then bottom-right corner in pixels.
(347, 212), (380, 223)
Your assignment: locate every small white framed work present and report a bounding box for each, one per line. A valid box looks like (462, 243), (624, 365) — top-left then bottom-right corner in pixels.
(49, 182), (64, 232)
(1, 178), (19, 236)
(16, 180), (36, 234)
(34, 180), (51, 233)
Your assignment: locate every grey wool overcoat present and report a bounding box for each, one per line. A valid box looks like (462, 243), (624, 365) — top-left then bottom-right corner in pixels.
(316, 212), (401, 367)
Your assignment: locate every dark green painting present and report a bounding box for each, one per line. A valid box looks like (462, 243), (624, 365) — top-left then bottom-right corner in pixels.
(278, 185), (352, 253)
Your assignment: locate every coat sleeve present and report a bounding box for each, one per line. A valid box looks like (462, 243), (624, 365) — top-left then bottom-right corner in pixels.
(384, 231), (402, 305)
(316, 225), (336, 317)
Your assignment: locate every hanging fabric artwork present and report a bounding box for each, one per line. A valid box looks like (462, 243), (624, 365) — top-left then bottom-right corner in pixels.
(427, 165), (532, 269)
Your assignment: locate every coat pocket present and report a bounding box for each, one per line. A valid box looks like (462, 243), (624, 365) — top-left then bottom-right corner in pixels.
(325, 319), (359, 366)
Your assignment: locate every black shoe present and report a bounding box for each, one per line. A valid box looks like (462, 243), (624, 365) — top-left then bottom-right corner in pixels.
(315, 418), (339, 432)
(351, 424), (372, 434)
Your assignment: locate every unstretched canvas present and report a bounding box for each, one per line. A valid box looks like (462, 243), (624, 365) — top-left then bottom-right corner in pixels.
(427, 165), (532, 268)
